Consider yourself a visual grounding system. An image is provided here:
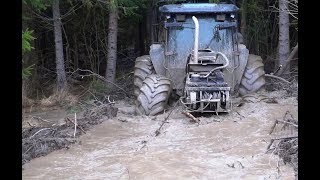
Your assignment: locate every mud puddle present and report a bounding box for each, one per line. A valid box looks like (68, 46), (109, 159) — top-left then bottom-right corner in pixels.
(22, 91), (297, 179)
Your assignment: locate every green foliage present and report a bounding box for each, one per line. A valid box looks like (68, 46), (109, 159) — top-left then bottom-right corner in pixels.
(22, 64), (35, 80)
(22, 29), (36, 80)
(22, 15), (31, 21)
(116, 0), (148, 17)
(23, 0), (51, 11)
(109, 0), (118, 10)
(22, 29), (36, 54)
(91, 0), (148, 17)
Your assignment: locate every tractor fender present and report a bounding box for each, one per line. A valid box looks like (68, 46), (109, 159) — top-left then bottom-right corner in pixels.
(149, 44), (166, 76)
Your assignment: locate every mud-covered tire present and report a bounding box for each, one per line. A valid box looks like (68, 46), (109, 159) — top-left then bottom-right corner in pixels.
(133, 55), (155, 97)
(135, 74), (172, 116)
(239, 54), (266, 96)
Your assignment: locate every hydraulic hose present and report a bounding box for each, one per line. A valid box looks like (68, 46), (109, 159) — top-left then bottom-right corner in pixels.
(203, 51), (230, 78)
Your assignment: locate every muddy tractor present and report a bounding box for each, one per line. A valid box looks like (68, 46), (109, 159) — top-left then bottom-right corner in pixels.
(133, 2), (266, 115)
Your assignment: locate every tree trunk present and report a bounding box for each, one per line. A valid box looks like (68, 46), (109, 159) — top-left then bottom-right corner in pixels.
(150, 0), (155, 43)
(278, 0), (290, 75)
(146, 0), (153, 47)
(105, 7), (118, 83)
(240, 0), (246, 44)
(134, 25), (140, 55)
(52, 0), (67, 92)
(138, 21), (145, 55)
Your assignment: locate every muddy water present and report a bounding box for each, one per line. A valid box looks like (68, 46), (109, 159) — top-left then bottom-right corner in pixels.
(22, 92), (297, 179)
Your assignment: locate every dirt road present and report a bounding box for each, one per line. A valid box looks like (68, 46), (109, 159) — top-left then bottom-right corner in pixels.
(22, 91), (297, 179)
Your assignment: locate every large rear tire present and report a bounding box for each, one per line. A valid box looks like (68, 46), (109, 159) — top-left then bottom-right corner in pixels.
(239, 54), (266, 96)
(136, 74), (172, 116)
(133, 55), (155, 97)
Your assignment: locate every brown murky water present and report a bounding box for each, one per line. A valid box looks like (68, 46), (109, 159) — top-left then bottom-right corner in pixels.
(22, 91), (297, 179)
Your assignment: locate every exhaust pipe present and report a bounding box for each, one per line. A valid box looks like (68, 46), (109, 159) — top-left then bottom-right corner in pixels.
(192, 16), (199, 64)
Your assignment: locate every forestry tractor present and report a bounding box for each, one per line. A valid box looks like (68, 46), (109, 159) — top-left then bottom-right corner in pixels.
(133, 0), (266, 115)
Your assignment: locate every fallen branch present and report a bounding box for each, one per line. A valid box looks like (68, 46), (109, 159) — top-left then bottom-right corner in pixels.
(74, 113), (77, 137)
(32, 116), (50, 123)
(276, 120), (298, 128)
(281, 111), (297, 130)
(66, 117), (86, 134)
(267, 110), (298, 176)
(267, 139), (275, 150)
(271, 134), (298, 140)
(181, 111), (200, 123)
(235, 111), (245, 119)
(29, 128), (54, 139)
(23, 145), (34, 155)
(269, 120), (278, 134)
(265, 74), (291, 84)
(269, 118), (298, 135)
(70, 68), (130, 97)
(27, 122), (34, 128)
(267, 134), (298, 150)
(23, 137), (77, 143)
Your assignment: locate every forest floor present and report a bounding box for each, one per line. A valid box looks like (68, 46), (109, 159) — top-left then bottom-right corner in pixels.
(22, 90), (297, 179)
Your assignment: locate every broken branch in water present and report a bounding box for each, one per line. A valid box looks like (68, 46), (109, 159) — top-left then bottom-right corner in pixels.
(155, 101), (179, 136)
(276, 120), (298, 128)
(235, 111), (245, 119)
(269, 111), (297, 135)
(267, 139), (275, 150)
(181, 111), (200, 123)
(269, 119), (278, 134)
(267, 110), (298, 172)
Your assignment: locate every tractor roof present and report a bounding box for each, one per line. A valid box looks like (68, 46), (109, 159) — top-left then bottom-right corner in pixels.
(159, 3), (239, 14)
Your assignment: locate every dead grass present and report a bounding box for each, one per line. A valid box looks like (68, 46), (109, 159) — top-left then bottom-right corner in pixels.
(39, 90), (79, 107)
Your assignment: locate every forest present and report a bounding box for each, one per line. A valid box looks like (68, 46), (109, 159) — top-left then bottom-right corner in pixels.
(22, 0), (298, 105)
(22, 0), (298, 179)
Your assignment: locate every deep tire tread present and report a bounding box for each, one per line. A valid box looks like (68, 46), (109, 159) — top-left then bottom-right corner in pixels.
(133, 55), (155, 97)
(135, 74), (172, 116)
(239, 54), (266, 96)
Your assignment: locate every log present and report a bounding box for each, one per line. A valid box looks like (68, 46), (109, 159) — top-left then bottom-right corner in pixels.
(181, 111), (200, 123)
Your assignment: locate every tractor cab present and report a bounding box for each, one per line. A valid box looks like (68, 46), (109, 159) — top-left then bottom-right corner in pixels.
(133, 1), (266, 115)
(152, 3), (242, 94)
